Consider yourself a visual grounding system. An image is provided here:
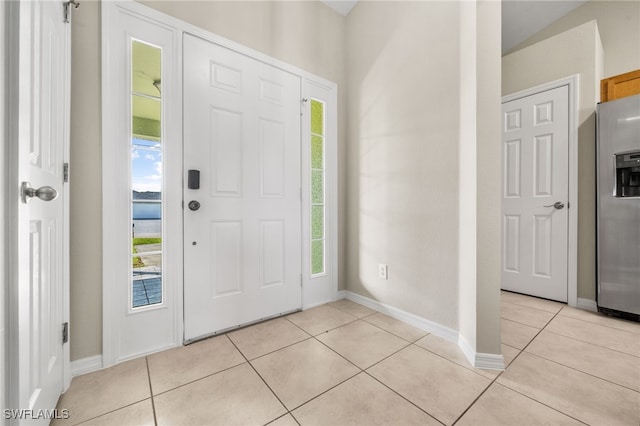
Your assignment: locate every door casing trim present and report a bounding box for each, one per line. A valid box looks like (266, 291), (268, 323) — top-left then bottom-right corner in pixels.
(501, 74), (579, 307)
(102, 0), (338, 367)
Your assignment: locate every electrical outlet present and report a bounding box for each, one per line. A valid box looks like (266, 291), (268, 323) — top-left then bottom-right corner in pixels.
(378, 264), (388, 280)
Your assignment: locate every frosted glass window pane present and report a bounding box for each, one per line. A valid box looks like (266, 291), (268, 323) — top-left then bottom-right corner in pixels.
(311, 100), (324, 136)
(312, 206), (324, 240)
(311, 135), (323, 170)
(311, 240), (324, 275)
(312, 171), (324, 204)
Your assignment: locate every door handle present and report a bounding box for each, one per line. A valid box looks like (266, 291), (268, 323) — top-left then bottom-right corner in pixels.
(544, 201), (564, 210)
(20, 182), (58, 204)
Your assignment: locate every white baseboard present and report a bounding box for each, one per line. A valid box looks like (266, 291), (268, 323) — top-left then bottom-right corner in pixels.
(474, 352), (506, 370)
(71, 354), (103, 377)
(344, 291), (458, 343)
(577, 297), (598, 312)
(335, 290), (347, 300)
(458, 334), (505, 370)
(344, 291), (504, 370)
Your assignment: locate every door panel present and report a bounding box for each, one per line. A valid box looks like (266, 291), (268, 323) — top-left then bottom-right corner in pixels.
(14, 0), (68, 419)
(501, 85), (569, 302)
(183, 35), (301, 341)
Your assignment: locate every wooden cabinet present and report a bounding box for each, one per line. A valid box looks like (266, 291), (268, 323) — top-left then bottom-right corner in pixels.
(601, 69), (640, 102)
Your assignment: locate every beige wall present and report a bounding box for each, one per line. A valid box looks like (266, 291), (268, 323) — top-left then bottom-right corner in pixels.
(457, 0), (502, 355)
(506, 0), (640, 79)
(70, 0), (346, 361)
(346, 0), (462, 330)
(345, 0), (501, 355)
(502, 21), (604, 302)
(472, 0), (502, 355)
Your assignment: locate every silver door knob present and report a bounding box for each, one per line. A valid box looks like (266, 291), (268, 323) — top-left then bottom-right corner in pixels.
(543, 201), (564, 210)
(21, 182), (58, 204)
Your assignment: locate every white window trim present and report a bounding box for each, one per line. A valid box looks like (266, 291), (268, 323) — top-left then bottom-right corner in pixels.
(302, 82), (338, 307)
(502, 74), (579, 307)
(102, 0), (338, 366)
(102, 3), (183, 366)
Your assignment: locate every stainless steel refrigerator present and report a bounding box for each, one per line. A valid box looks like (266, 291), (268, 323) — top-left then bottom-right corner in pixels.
(596, 93), (640, 320)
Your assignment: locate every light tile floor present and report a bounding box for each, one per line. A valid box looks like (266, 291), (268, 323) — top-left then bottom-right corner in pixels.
(55, 291), (640, 426)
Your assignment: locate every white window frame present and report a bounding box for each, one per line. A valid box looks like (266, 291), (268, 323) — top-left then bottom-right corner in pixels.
(102, 0), (338, 365)
(102, 3), (182, 366)
(302, 81), (338, 307)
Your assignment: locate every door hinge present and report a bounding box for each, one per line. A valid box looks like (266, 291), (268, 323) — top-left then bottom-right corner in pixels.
(62, 322), (69, 344)
(63, 0), (80, 24)
(63, 162), (69, 183)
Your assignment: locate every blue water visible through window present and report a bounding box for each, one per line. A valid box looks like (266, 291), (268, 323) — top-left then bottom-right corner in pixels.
(132, 201), (161, 219)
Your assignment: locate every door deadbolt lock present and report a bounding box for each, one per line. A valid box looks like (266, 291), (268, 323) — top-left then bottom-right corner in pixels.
(188, 200), (200, 211)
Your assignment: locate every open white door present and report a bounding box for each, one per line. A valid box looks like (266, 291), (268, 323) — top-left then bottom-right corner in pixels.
(501, 85), (569, 302)
(8, 0), (70, 422)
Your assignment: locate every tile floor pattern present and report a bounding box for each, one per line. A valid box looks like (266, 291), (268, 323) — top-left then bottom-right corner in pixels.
(54, 292), (640, 426)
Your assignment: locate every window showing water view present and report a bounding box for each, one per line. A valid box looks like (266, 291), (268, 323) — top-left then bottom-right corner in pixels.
(131, 40), (163, 308)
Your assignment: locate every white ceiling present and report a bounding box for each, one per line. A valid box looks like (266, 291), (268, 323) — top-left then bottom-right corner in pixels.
(502, 0), (588, 54)
(320, 0), (358, 16)
(319, 0), (588, 55)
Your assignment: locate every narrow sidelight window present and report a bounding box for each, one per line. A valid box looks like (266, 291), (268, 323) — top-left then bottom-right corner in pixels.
(310, 99), (325, 275)
(131, 40), (163, 308)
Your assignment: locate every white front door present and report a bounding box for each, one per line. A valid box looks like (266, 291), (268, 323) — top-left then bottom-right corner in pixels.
(12, 0), (69, 420)
(501, 85), (569, 302)
(183, 35), (302, 341)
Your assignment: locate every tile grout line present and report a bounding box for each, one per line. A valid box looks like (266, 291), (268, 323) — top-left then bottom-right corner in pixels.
(360, 366), (446, 426)
(451, 306), (567, 425)
(145, 357), (159, 426)
(501, 315), (554, 330)
(327, 301), (378, 320)
(149, 353), (247, 397)
(521, 350), (640, 395)
(309, 335), (447, 425)
(557, 313), (640, 335)
(450, 306), (559, 424)
(489, 307), (594, 426)
(284, 313), (360, 336)
(287, 302), (491, 424)
(517, 310), (640, 392)
(544, 325), (640, 358)
(273, 317), (422, 417)
(223, 334), (295, 423)
(475, 381), (590, 426)
(361, 317), (429, 344)
(540, 327), (640, 359)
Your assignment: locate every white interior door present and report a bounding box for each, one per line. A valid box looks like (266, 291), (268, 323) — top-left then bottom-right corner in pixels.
(501, 85), (569, 302)
(12, 0), (69, 420)
(183, 34), (302, 341)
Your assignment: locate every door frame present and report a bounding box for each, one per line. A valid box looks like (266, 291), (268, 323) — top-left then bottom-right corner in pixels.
(501, 75), (579, 307)
(102, 0), (338, 364)
(4, 0), (72, 412)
